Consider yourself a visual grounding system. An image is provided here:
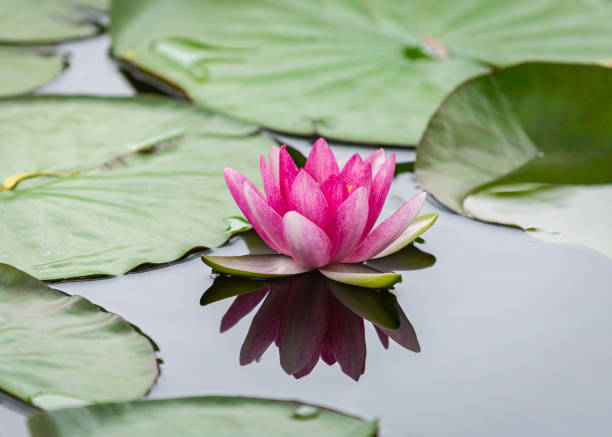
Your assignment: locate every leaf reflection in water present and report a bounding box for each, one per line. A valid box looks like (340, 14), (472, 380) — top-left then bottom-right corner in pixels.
(201, 243), (434, 380)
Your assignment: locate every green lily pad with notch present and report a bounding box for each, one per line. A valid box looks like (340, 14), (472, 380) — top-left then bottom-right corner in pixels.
(0, 49), (64, 97)
(110, 0), (612, 145)
(0, 95), (273, 280)
(416, 63), (612, 258)
(0, 0), (108, 44)
(27, 396), (378, 437)
(0, 263), (159, 410)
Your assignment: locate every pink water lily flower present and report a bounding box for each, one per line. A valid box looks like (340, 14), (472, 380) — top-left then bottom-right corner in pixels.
(203, 138), (437, 289)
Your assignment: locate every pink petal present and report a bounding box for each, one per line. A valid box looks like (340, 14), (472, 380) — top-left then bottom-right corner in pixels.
(363, 154), (396, 237)
(326, 187), (369, 262)
(340, 154), (372, 192)
(240, 286), (292, 365)
(287, 169), (329, 229)
(279, 280), (329, 375)
(304, 138), (339, 184)
(224, 167), (257, 226)
(279, 145), (298, 199)
(282, 211), (333, 268)
(365, 149), (387, 176)
(327, 296), (366, 381)
(372, 213), (438, 259)
(269, 146), (281, 186)
(344, 192), (427, 263)
(220, 289), (268, 333)
(320, 175), (349, 214)
(244, 181), (287, 253)
(260, 156), (287, 215)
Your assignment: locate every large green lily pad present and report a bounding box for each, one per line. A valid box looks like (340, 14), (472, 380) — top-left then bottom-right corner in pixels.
(110, 0), (612, 145)
(0, 264), (158, 410)
(0, 49), (64, 96)
(0, 96), (272, 280)
(0, 0), (108, 44)
(416, 63), (612, 258)
(27, 396), (378, 437)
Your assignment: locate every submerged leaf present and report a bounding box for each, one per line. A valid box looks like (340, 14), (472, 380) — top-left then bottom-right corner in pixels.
(416, 63), (612, 258)
(0, 264), (158, 409)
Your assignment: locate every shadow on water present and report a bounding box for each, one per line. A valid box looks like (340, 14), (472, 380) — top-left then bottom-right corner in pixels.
(201, 239), (436, 381)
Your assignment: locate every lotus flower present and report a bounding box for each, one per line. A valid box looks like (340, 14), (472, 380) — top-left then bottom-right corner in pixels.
(203, 138), (437, 289)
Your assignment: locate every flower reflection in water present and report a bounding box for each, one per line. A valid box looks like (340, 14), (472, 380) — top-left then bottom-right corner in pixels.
(201, 245), (434, 381)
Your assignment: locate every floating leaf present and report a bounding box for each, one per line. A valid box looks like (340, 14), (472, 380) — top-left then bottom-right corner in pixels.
(416, 63), (612, 258)
(0, 96), (272, 280)
(111, 0), (612, 145)
(0, 0), (108, 44)
(27, 396), (378, 437)
(0, 49), (64, 97)
(0, 264), (158, 410)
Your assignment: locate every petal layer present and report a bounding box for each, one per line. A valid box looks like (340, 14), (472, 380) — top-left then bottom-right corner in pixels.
(287, 170), (328, 229)
(363, 153), (395, 237)
(282, 211), (333, 268)
(372, 213), (438, 259)
(327, 187), (369, 262)
(260, 156), (286, 214)
(279, 145), (298, 199)
(340, 154), (372, 192)
(320, 175), (349, 213)
(304, 138), (340, 183)
(244, 181), (287, 253)
(365, 149), (387, 176)
(345, 192), (426, 263)
(202, 254), (311, 278)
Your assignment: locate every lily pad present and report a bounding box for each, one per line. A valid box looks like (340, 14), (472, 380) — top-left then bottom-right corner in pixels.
(0, 95), (272, 280)
(27, 396), (378, 437)
(0, 49), (64, 97)
(110, 0), (612, 145)
(0, 264), (158, 410)
(416, 63), (612, 258)
(0, 0), (108, 44)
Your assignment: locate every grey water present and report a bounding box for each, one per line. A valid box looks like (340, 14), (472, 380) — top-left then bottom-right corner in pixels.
(1, 35), (611, 437)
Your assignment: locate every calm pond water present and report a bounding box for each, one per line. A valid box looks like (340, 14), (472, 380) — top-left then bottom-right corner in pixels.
(1, 35), (611, 437)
